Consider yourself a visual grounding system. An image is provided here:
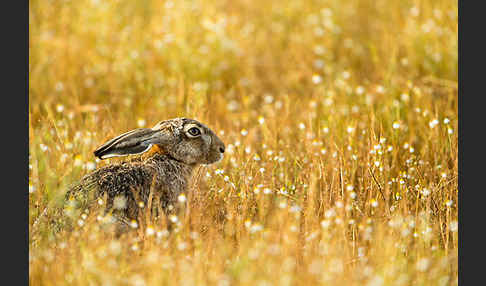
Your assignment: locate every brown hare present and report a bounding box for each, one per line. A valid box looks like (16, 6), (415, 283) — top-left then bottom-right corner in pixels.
(64, 117), (225, 233)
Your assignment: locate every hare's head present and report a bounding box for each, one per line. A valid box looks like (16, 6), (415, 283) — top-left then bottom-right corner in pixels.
(93, 118), (225, 165)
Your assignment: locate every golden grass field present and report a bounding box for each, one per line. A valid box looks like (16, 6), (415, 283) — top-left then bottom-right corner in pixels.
(29, 0), (458, 285)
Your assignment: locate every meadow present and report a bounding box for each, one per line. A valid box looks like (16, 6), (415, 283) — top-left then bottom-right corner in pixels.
(29, 0), (458, 285)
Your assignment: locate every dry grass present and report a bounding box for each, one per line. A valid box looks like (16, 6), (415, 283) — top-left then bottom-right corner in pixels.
(29, 0), (457, 285)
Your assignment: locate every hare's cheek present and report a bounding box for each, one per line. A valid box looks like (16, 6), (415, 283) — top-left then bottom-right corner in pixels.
(202, 134), (212, 146)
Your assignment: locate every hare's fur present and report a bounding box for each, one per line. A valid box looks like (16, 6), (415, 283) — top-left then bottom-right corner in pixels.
(64, 118), (224, 230)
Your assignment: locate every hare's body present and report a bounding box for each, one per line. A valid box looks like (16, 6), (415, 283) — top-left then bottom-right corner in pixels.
(68, 153), (194, 218)
(94, 153), (194, 213)
(64, 118), (224, 230)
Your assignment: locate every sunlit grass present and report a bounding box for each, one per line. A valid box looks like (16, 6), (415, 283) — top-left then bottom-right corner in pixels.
(29, 0), (457, 285)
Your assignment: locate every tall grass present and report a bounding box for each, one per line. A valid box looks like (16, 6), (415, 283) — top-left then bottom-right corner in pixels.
(29, 0), (457, 285)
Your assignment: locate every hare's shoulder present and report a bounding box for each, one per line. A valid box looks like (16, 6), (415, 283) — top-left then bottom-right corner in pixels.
(90, 160), (155, 188)
(92, 154), (190, 190)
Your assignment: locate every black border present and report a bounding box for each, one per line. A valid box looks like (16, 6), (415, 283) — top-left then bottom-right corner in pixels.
(3, 0), (29, 284)
(458, 1), (486, 285)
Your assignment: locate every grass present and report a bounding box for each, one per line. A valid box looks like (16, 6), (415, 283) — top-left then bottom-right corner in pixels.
(29, 0), (458, 285)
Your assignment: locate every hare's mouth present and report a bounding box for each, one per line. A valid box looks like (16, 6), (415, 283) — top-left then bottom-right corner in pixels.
(205, 152), (224, 165)
(215, 153), (224, 163)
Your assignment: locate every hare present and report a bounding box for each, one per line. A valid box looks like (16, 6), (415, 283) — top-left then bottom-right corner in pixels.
(64, 117), (225, 232)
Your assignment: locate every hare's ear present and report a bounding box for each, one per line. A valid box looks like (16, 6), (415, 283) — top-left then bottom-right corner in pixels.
(93, 128), (162, 159)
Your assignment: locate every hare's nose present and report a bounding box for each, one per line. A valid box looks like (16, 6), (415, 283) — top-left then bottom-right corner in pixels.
(219, 146), (225, 153)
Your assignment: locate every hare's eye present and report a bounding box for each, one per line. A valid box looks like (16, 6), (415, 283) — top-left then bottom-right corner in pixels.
(187, 127), (201, 137)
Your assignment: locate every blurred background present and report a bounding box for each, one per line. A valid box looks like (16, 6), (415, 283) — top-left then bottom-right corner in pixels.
(29, 0), (457, 125)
